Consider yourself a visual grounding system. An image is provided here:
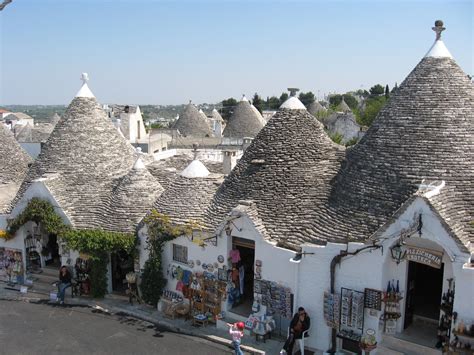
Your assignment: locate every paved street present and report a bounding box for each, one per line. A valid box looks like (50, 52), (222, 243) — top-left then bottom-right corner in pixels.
(0, 300), (232, 355)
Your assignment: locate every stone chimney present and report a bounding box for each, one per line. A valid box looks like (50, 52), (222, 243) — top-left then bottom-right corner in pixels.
(242, 137), (253, 151)
(223, 150), (238, 175)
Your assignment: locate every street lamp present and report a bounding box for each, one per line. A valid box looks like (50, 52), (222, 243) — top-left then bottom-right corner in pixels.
(390, 242), (406, 264)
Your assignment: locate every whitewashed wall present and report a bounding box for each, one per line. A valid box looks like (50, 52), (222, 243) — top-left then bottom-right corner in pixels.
(138, 209), (298, 316)
(296, 196), (472, 353)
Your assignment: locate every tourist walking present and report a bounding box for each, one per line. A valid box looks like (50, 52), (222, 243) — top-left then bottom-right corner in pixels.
(227, 321), (245, 355)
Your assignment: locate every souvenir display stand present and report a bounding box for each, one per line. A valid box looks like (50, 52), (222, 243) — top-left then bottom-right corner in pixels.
(243, 304), (276, 343)
(381, 281), (402, 334)
(337, 288), (365, 343)
(0, 248), (24, 284)
(253, 279), (293, 319)
(451, 319), (474, 355)
(189, 274), (226, 325)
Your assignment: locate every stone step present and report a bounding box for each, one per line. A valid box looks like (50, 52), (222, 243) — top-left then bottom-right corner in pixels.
(31, 273), (58, 284)
(374, 344), (405, 355)
(381, 334), (441, 355)
(42, 266), (60, 277)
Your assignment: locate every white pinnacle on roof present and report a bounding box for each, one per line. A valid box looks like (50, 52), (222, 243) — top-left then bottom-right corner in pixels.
(133, 157), (146, 170)
(180, 159), (210, 178)
(425, 20), (453, 59)
(75, 73), (95, 98)
(280, 96), (306, 110)
(241, 95), (248, 102)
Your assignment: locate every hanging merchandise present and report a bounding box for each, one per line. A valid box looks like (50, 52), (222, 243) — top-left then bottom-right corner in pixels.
(239, 264), (245, 295)
(253, 279), (293, 319)
(324, 291), (341, 328)
(337, 288), (365, 342)
(364, 288), (382, 311)
(229, 249), (241, 264)
(437, 278), (455, 351)
(381, 279), (403, 332)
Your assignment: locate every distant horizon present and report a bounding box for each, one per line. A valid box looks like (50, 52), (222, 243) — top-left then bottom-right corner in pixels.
(1, 0), (472, 105)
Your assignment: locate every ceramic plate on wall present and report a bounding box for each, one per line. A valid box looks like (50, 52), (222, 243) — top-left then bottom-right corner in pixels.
(188, 260), (194, 268)
(217, 255), (224, 263)
(196, 260), (201, 266)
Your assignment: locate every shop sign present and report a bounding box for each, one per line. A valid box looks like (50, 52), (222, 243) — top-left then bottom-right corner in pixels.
(405, 246), (443, 269)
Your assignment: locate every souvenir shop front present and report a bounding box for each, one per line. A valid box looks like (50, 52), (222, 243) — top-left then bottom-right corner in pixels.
(140, 208), (299, 337)
(297, 197), (474, 354)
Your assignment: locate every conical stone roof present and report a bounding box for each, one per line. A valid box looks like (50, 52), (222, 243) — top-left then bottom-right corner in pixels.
(173, 101), (213, 137)
(152, 160), (223, 228)
(327, 33), (474, 249)
(12, 80), (138, 230)
(212, 109), (224, 122)
(107, 158), (164, 233)
(223, 96), (265, 138)
(0, 125), (31, 212)
(208, 103), (345, 249)
(0, 125), (32, 185)
(307, 101), (326, 116)
(336, 98), (351, 113)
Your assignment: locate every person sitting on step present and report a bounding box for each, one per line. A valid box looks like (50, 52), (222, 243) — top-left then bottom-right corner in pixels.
(57, 266), (72, 305)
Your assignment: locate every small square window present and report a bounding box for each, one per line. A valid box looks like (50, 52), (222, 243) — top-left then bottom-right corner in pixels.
(172, 244), (188, 264)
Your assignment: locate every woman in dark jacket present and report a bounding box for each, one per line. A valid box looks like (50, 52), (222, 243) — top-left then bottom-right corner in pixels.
(57, 266), (72, 304)
(283, 307), (310, 354)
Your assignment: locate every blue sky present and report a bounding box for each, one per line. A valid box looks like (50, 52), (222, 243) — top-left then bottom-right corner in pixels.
(0, 0), (472, 105)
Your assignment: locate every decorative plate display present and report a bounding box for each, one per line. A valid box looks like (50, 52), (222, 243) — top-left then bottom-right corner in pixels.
(207, 264), (214, 272)
(217, 255), (224, 263)
(255, 260), (262, 267)
(188, 260), (195, 268)
(196, 260), (201, 266)
(202, 263), (207, 270)
(213, 262), (219, 268)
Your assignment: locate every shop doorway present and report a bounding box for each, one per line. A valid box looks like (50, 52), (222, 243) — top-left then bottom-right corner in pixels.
(111, 250), (134, 293)
(401, 260), (444, 348)
(405, 261), (444, 328)
(230, 237), (255, 316)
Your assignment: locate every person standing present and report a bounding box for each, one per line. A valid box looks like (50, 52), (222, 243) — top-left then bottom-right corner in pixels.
(283, 307), (310, 354)
(227, 321), (245, 355)
(57, 266), (72, 305)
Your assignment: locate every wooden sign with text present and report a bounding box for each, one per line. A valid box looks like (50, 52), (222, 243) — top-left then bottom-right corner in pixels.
(406, 246), (443, 269)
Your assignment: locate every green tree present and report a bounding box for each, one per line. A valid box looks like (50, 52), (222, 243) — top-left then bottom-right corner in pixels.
(266, 96), (281, 110)
(298, 91), (315, 107)
(385, 85), (390, 98)
(220, 97), (237, 121)
(369, 84), (385, 96)
(329, 93), (357, 110)
(252, 93), (264, 114)
(342, 94), (358, 110)
(279, 92), (289, 105)
(357, 96), (387, 126)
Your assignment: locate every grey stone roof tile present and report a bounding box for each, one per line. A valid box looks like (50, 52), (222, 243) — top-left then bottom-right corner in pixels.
(223, 100), (264, 138)
(173, 102), (213, 137)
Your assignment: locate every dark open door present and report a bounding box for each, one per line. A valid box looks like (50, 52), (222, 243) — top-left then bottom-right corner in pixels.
(404, 261), (416, 329)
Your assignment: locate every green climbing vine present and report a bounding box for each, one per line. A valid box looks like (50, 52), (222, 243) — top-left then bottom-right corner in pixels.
(5, 198), (135, 298)
(5, 197), (68, 239)
(61, 229), (135, 298)
(140, 211), (193, 305)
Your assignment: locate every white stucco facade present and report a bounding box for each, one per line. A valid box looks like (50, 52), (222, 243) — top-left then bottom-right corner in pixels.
(139, 195), (473, 353)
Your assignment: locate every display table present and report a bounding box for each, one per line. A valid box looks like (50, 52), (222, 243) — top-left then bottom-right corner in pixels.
(193, 314), (208, 327)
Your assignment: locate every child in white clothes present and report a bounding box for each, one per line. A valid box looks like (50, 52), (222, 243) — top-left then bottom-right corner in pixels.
(227, 322), (245, 355)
